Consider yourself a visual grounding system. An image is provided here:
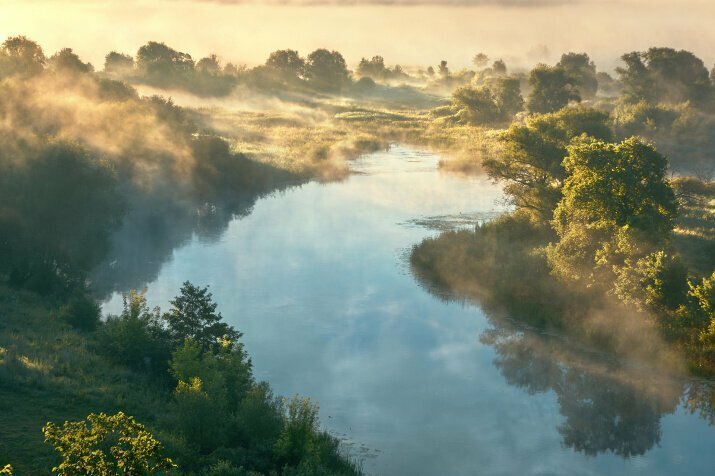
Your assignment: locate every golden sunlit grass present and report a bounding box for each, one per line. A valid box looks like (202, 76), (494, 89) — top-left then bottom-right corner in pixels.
(188, 91), (503, 182)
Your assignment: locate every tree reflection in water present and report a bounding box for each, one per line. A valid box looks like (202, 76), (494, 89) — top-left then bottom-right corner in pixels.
(481, 326), (684, 457)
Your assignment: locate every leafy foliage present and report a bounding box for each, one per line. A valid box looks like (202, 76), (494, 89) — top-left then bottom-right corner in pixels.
(163, 282), (242, 351)
(0, 140), (124, 294)
(304, 49), (350, 92)
(617, 48), (713, 108)
(526, 64), (581, 114)
(557, 52), (598, 99)
(449, 77), (523, 125)
(549, 137), (677, 283)
(98, 290), (171, 373)
(485, 106), (612, 218)
(43, 412), (175, 475)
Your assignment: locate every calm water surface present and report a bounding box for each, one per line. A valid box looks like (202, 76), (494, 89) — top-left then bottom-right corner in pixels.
(104, 146), (715, 475)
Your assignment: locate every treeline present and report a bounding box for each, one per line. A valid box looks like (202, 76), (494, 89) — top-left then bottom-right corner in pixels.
(23, 38), (715, 176)
(441, 48), (715, 176)
(1, 283), (360, 475)
(104, 43), (354, 96)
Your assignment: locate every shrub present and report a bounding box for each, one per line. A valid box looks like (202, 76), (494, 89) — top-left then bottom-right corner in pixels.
(56, 294), (101, 331)
(42, 412), (175, 475)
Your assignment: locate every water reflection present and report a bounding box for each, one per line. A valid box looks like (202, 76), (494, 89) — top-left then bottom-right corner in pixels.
(90, 175), (300, 300)
(101, 146), (715, 475)
(481, 325), (681, 458)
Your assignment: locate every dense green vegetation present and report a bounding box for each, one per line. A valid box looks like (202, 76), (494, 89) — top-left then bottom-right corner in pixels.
(411, 107), (714, 374)
(0, 36), (360, 475)
(0, 283), (361, 475)
(2, 32), (715, 473)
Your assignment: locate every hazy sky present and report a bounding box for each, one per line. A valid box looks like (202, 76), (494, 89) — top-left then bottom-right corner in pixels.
(1, 0), (713, 71)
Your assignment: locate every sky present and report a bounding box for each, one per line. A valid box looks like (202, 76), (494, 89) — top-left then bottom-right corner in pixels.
(0, 0), (713, 72)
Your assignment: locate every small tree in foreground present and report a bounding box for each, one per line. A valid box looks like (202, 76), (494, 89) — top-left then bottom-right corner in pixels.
(43, 412), (175, 475)
(163, 281), (241, 351)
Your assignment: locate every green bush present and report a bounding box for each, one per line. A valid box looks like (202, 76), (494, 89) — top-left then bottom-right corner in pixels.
(97, 290), (171, 373)
(55, 294), (101, 332)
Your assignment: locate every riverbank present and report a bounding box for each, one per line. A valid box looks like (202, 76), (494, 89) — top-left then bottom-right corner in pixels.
(0, 283), (361, 474)
(410, 177), (715, 376)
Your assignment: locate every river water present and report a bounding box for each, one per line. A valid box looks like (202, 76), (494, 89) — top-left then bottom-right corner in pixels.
(103, 146), (715, 475)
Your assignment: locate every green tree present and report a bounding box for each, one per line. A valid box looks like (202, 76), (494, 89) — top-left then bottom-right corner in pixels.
(548, 137), (677, 283)
(48, 48), (93, 74)
(472, 53), (489, 69)
(266, 49), (305, 81)
(613, 250), (689, 311)
(451, 85), (500, 124)
(557, 52), (598, 99)
(356, 55), (386, 79)
(196, 54), (221, 75)
(163, 281), (241, 350)
(171, 377), (227, 453)
(136, 41), (194, 83)
(0, 140), (124, 293)
(437, 60), (449, 78)
(491, 59), (507, 76)
(98, 290), (172, 373)
(617, 48), (713, 107)
(43, 412), (175, 475)
(484, 106), (613, 219)
(274, 396), (320, 469)
(526, 64), (581, 114)
(304, 49), (349, 92)
(494, 76), (524, 117)
(0, 35), (45, 77)
(104, 51), (135, 75)
(168, 337), (252, 454)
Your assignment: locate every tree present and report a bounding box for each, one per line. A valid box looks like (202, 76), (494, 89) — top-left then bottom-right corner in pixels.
(0, 35), (45, 77)
(169, 336), (252, 454)
(304, 49), (349, 92)
(136, 41), (194, 82)
(526, 64), (581, 114)
(617, 48), (713, 107)
(98, 290), (172, 373)
(357, 55), (386, 79)
(451, 85), (500, 124)
(437, 60), (449, 78)
(163, 281), (241, 350)
(266, 49), (305, 80)
(491, 59), (507, 76)
(472, 53), (489, 69)
(548, 137), (677, 283)
(557, 52), (598, 99)
(104, 51), (134, 75)
(494, 76), (524, 117)
(43, 412), (175, 475)
(450, 77), (523, 125)
(196, 54), (221, 75)
(0, 140), (124, 293)
(48, 48), (93, 74)
(274, 396), (320, 468)
(484, 106), (613, 219)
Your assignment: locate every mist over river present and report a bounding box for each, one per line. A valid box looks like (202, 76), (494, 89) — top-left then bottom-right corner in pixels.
(103, 146), (715, 475)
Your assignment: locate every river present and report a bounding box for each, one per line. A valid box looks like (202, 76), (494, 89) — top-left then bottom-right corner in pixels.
(103, 146), (715, 476)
